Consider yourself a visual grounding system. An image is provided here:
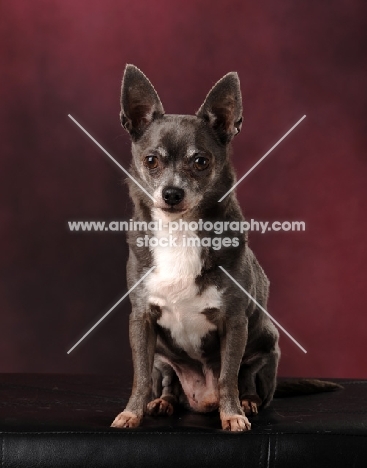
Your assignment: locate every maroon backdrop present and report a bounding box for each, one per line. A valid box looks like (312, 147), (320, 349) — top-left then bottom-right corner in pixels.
(1, 0), (366, 379)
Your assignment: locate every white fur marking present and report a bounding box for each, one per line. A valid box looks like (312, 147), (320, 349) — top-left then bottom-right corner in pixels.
(146, 210), (221, 359)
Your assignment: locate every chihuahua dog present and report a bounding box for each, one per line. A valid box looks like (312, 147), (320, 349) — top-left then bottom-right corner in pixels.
(110, 64), (280, 432)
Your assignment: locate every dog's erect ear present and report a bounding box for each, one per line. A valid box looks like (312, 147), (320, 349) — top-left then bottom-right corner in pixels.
(120, 64), (164, 140)
(196, 72), (243, 144)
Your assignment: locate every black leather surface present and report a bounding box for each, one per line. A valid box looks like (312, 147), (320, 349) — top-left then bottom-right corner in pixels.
(0, 374), (366, 467)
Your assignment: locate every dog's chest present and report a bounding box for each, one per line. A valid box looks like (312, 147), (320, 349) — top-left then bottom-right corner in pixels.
(145, 226), (221, 359)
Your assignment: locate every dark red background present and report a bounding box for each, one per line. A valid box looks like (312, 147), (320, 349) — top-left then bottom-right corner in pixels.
(1, 0), (366, 379)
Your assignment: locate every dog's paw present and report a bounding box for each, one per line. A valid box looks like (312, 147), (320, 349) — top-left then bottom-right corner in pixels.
(146, 398), (174, 417)
(241, 399), (259, 416)
(220, 413), (251, 432)
(111, 411), (141, 428)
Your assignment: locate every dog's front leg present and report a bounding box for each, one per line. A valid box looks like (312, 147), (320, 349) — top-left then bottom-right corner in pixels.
(111, 313), (156, 428)
(219, 315), (251, 431)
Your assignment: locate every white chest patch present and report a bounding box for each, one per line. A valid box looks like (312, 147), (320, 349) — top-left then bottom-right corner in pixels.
(145, 210), (221, 360)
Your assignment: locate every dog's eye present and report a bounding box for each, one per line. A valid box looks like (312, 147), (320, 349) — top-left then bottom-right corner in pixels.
(193, 156), (209, 171)
(144, 155), (159, 169)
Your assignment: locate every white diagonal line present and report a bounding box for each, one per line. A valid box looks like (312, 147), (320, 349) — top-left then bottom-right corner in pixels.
(67, 266), (156, 354)
(68, 114), (154, 202)
(218, 115), (306, 202)
(219, 266), (307, 353)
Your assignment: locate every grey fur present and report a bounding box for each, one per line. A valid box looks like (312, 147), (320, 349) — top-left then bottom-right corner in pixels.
(111, 65), (280, 431)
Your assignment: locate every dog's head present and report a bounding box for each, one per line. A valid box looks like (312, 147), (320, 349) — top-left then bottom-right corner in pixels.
(120, 64), (243, 218)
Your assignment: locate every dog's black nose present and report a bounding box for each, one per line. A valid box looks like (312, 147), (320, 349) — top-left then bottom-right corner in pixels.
(162, 186), (184, 206)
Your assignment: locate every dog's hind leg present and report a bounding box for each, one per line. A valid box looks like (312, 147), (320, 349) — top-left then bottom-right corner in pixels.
(255, 349), (280, 408)
(147, 359), (178, 416)
(239, 346), (280, 415)
(238, 358), (265, 416)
